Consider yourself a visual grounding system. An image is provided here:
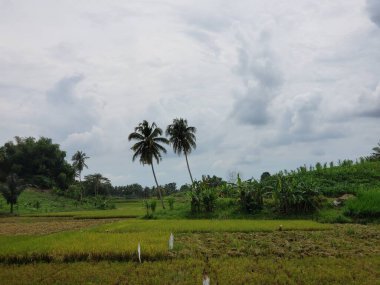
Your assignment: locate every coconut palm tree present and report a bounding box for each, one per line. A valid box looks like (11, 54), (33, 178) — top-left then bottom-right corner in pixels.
(128, 120), (169, 208)
(166, 118), (196, 184)
(71, 151), (89, 200)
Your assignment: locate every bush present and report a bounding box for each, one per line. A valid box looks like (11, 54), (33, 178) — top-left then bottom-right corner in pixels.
(236, 175), (264, 213)
(201, 188), (217, 212)
(168, 197), (175, 210)
(344, 189), (380, 219)
(272, 175), (322, 214)
(189, 180), (218, 213)
(150, 200), (157, 213)
(143, 199), (158, 217)
(66, 184), (82, 200)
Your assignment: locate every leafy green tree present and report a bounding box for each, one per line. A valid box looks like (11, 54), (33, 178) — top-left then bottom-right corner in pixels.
(128, 120), (169, 209)
(0, 173), (26, 213)
(0, 137), (74, 189)
(166, 118), (197, 183)
(71, 151), (89, 200)
(84, 173), (111, 196)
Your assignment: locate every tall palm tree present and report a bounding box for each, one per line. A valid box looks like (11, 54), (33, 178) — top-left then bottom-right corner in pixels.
(71, 151), (89, 200)
(166, 118), (197, 184)
(128, 120), (169, 208)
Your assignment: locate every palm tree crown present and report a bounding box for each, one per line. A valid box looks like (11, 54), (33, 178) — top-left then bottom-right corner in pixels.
(166, 118), (197, 183)
(128, 120), (169, 165)
(166, 118), (196, 155)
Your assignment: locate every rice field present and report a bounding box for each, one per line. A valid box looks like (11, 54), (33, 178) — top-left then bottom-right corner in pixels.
(0, 217), (379, 284)
(92, 219), (332, 233)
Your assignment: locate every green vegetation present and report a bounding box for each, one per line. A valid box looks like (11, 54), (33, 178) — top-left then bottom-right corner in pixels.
(0, 136), (75, 189)
(344, 189), (380, 219)
(284, 160), (380, 197)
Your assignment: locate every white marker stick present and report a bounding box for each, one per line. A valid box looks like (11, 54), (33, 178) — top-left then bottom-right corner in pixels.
(138, 242), (141, 263)
(169, 233), (174, 250)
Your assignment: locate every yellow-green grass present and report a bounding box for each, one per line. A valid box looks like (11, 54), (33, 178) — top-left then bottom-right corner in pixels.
(92, 219), (332, 233)
(0, 219), (330, 263)
(25, 202), (145, 219)
(0, 256), (379, 285)
(0, 231), (168, 263)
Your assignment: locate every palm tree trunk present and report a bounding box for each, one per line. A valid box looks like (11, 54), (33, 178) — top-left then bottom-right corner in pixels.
(151, 163), (165, 209)
(79, 173), (83, 201)
(185, 152), (194, 184)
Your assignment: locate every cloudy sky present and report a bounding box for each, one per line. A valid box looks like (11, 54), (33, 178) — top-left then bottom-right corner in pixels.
(1, 0), (379, 187)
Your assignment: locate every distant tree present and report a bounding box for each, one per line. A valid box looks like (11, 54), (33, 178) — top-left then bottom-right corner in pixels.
(84, 173), (111, 196)
(124, 183), (144, 198)
(179, 184), (191, 192)
(71, 151), (89, 200)
(371, 141), (380, 160)
(260, 172), (271, 182)
(166, 118), (197, 184)
(128, 120), (169, 209)
(201, 175), (224, 188)
(163, 182), (177, 195)
(0, 173), (26, 213)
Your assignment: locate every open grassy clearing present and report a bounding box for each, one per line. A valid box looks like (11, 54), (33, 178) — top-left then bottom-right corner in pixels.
(0, 256), (379, 285)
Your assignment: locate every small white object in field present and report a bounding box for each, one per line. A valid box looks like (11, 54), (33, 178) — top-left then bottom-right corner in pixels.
(279, 225), (283, 231)
(332, 200), (341, 207)
(202, 274), (210, 285)
(169, 233), (174, 250)
(138, 242), (141, 263)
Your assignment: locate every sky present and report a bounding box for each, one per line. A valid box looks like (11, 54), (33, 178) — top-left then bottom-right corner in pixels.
(0, 0), (380, 187)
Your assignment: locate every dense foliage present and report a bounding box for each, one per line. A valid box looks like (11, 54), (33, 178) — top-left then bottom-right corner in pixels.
(344, 189), (380, 219)
(0, 137), (74, 189)
(275, 159), (380, 197)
